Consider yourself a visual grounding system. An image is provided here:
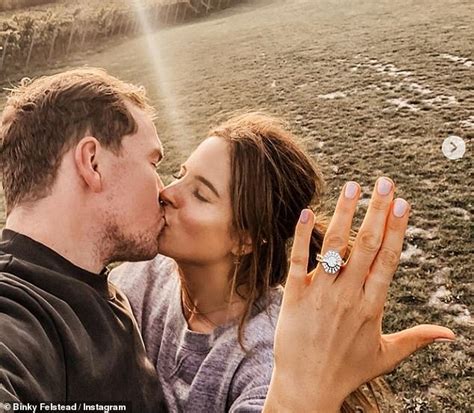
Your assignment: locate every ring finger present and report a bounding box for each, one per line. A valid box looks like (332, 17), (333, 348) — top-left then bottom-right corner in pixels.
(315, 181), (360, 280)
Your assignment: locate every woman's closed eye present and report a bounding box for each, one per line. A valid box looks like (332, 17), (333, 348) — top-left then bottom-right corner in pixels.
(193, 189), (209, 203)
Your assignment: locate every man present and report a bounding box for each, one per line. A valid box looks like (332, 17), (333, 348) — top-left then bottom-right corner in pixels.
(0, 68), (454, 412)
(0, 70), (167, 411)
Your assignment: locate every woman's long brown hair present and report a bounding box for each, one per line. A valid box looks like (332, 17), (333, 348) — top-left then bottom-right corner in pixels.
(208, 112), (388, 411)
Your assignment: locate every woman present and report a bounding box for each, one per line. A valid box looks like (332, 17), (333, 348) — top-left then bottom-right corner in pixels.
(111, 112), (390, 412)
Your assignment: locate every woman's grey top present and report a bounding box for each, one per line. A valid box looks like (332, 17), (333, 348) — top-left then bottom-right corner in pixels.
(110, 255), (283, 413)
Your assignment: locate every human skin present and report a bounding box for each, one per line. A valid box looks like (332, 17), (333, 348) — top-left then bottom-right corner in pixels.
(263, 179), (455, 412)
(158, 136), (239, 266)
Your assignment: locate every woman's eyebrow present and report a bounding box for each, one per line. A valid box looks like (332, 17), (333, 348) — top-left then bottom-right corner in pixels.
(195, 176), (220, 198)
(181, 164), (220, 198)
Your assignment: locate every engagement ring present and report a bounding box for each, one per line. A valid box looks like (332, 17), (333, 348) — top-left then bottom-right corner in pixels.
(316, 250), (347, 274)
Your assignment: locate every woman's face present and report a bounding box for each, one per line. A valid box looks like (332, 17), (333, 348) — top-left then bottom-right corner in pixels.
(158, 136), (238, 265)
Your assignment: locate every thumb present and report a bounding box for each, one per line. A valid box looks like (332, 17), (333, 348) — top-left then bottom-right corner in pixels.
(382, 324), (455, 372)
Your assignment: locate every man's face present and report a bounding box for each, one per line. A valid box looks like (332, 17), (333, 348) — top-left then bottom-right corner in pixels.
(100, 103), (165, 263)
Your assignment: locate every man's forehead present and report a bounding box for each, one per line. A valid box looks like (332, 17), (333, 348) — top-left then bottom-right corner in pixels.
(125, 101), (164, 156)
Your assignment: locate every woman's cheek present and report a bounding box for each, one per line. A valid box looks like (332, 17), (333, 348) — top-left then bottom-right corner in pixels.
(186, 212), (231, 245)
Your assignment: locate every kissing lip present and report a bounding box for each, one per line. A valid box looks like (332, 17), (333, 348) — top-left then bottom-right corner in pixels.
(157, 216), (167, 238)
(161, 212), (168, 227)
(158, 202), (168, 227)
(160, 204), (168, 227)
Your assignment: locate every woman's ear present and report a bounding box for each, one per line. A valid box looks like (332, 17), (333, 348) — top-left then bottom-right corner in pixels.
(74, 136), (103, 193)
(231, 232), (253, 256)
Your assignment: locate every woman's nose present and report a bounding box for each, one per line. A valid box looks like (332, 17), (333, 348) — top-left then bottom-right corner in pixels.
(159, 198), (167, 208)
(159, 185), (176, 208)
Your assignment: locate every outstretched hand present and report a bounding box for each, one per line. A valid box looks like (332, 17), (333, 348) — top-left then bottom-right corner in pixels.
(264, 177), (455, 412)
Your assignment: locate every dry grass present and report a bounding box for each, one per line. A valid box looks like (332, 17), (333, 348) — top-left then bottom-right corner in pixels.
(0, 0), (219, 78)
(0, 0), (56, 12)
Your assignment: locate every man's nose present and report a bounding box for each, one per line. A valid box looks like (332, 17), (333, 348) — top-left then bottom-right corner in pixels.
(156, 174), (165, 191)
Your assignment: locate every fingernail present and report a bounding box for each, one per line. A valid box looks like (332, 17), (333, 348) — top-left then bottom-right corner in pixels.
(393, 198), (408, 217)
(377, 177), (393, 196)
(344, 182), (358, 199)
(300, 209), (310, 224)
(434, 338), (455, 343)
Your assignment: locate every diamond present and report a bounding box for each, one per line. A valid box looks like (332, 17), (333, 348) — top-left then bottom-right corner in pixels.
(321, 250), (343, 274)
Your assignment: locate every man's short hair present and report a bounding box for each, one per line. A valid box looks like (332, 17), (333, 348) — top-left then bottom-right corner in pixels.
(0, 67), (155, 214)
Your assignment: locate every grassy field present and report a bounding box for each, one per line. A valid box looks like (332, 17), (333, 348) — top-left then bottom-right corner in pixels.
(0, 0), (56, 12)
(0, 0), (132, 77)
(0, 0), (472, 411)
(0, 0), (220, 79)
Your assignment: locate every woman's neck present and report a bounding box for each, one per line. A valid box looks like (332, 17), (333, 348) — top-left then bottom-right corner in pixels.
(177, 260), (247, 332)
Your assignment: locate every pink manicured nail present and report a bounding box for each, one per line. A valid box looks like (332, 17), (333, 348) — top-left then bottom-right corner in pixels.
(377, 177), (393, 196)
(344, 182), (358, 199)
(393, 198), (408, 217)
(434, 338), (455, 343)
(300, 209), (310, 224)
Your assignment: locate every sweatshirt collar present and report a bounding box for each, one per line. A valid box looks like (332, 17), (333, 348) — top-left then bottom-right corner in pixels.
(1, 229), (112, 298)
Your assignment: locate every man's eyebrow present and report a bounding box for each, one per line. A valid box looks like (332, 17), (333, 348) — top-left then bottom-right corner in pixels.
(196, 175), (220, 198)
